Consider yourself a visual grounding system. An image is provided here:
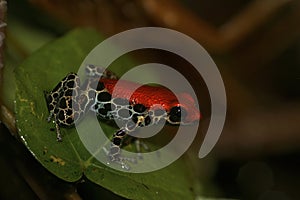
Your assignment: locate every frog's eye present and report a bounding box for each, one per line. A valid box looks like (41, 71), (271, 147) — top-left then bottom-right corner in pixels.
(168, 106), (187, 124)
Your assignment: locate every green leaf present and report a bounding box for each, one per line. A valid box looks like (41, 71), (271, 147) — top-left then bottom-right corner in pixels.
(14, 28), (195, 199)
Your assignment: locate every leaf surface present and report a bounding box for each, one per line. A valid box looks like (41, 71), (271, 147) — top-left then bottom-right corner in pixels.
(15, 28), (195, 199)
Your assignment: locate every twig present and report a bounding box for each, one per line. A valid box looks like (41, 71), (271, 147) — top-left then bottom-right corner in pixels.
(139, 0), (292, 54)
(0, 0), (7, 71)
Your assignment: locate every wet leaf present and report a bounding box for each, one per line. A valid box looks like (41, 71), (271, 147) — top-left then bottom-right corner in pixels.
(14, 28), (195, 199)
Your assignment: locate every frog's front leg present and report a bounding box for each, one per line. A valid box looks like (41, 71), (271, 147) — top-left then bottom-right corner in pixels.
(106, 128), (137, 170)
(106, 115), (151, 169)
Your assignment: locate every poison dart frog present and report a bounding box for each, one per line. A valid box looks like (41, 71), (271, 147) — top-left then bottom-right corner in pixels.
(45, 65), (200, 169)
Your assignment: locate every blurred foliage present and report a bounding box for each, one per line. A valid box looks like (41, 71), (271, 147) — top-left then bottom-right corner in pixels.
(2, 1), (207, 199)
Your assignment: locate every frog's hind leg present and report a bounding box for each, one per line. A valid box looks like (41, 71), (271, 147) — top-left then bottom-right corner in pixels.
(85, 64), (118, 80)
(45, 73), (81, 141)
